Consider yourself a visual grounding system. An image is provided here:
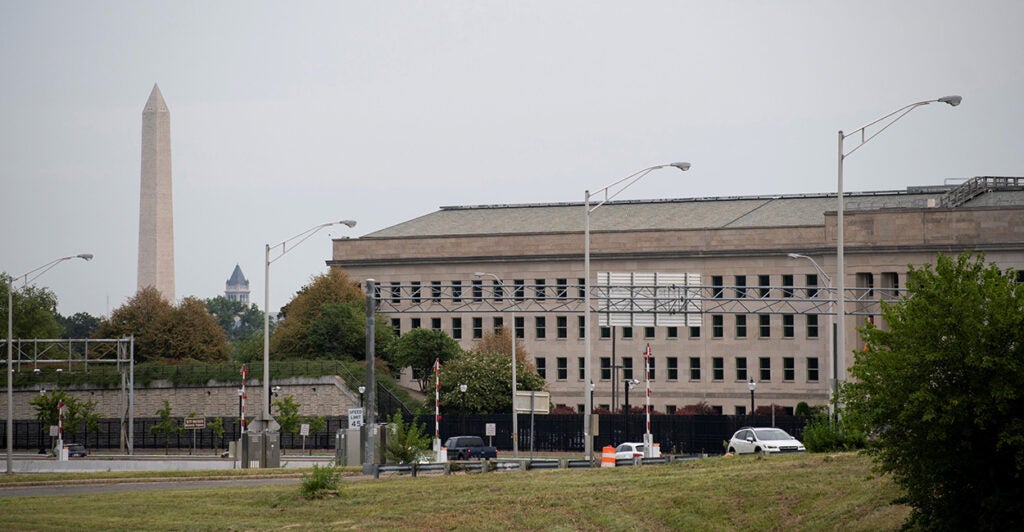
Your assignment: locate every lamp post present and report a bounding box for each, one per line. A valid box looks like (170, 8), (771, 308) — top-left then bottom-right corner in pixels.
(583, 162), (690, 460)
(459, 383), (467, 434)
(836, 96), (960, 398)
(237, 388), (244, 435)
(474, 272), (519, 457)
(358, 385), (365, 409)
(6, 253), (92, 474)
(748, 378), (756, 416)
(262, 221), (355, 434)
(787, 253), (835, 418)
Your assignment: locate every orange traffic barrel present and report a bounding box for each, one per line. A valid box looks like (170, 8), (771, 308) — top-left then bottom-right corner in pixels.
(601, 446), (616, 468)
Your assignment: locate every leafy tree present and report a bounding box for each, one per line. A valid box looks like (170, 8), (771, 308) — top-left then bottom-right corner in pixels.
(843, 252), (1024, 529)
(150, 400), (184, 454)
(436, 349), (545, 414)
(473, 327), (530, 364)
(207, 417), (226, 450)
(383, 412), (432, 464)
(170, 297), (232, 362)
(392, 328), (462, 392)
(272, 395), (303, 437)
(29, 390), (101, 442)
(57, 311), (101, 339)
(204, 296), (265, 343)
(1, 274), (63, 339)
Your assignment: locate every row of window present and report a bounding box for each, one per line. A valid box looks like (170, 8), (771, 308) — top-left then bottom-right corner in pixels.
(535, 355), (820, 383)
(553, 403), (795, 416)
(390, 314), (822, 340)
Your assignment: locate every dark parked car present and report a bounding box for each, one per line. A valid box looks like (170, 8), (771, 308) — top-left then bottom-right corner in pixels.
(66, 443), (88, 457)
(444, 436), (498, 460)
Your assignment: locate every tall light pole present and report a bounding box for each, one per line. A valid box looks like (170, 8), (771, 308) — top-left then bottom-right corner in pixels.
(748, 378), (756, 415)
(787, 253), (835, 417)
(473, 272), (519, 457)
(7, 253), (92, 474)
(263, 221), (355, 430)
(836, 96), (960, 399)
(583, 162), (690, 460)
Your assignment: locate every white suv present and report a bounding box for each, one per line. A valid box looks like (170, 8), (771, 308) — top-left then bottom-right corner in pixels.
(727, 427), (805, 455)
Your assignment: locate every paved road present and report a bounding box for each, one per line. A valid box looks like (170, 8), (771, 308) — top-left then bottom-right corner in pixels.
(0, 477), (303, 498)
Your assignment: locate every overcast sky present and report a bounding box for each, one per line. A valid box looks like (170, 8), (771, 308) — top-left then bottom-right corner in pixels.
(1, 1), (1021, 319)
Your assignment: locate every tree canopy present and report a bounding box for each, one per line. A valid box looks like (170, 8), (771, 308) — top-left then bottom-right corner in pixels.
(843, 252), (1024, 529)
(2, 273), (63, 339)
(204, 296), (265, 343)
(57, 311), (101, 339)
(391, 328), (462, 392)
(435, 349), (546, 414)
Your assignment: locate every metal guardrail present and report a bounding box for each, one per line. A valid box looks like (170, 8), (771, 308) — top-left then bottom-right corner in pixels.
(369, 454), (699, 479)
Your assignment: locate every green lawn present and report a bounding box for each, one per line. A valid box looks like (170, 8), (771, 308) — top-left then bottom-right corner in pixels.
(0, 452), (908, 530)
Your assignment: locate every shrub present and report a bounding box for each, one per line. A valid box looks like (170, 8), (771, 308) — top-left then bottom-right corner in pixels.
(300, 464), (339, 498)
(802, 416), (866, 452)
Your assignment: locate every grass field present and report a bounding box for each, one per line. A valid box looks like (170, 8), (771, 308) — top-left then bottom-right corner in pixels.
(0, 452), (909, 530)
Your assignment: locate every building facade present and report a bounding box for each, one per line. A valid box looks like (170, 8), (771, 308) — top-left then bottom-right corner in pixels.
(329, 177), (1024, 415)
(225, 264), (250, 305)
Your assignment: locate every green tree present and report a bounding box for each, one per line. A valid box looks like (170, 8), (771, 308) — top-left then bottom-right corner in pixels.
(2, 274), (63, 339)
(392, 328), (462, 392)
(436, 349), (546, 414)
(150, 400), (184, 454)
(29, 390), (101, 442)
(207, 417), (226, 450)
(57, 311), (101, 339)
(204, 296), (265, 343)
(383, 412), (432, 464)
(843, 252), (1024, 529)
(272, 395), (303, 437)
(169, 297), (231, 362)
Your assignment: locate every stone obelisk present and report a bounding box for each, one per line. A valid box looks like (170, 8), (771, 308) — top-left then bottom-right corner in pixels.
(137, 84), (175, 301)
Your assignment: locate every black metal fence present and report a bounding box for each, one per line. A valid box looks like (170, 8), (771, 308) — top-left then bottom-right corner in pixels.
(1, 413), (802, 455)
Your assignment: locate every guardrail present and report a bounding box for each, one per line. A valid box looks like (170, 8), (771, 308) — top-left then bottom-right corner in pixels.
(371, 454), (700, 478)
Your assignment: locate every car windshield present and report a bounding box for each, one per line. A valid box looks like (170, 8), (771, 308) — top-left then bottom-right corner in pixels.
(754, 429), (793, 440)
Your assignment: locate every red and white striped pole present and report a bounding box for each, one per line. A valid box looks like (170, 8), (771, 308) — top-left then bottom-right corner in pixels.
(434, 358), (443, 459)
(643, 343), (653, 457)
(240, 364), (247, 434)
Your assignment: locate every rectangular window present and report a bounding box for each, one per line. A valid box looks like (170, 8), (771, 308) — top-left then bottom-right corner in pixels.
(735, 405), (746, 416)
(600, 357), (611, 380)
(451, 280), (462, 302)
(556, 316), (568, 338)
(666, 405), (677, 415)
(759, 314), (771, 337)
(472, 317), (483, 339)
(431, 317), (442, 330)
(600, 326), (611, 339)
(472, 280), (483, 302)
(759, 357), (771, 381)
(391, 282), (401, 304)
(807, 357), (820, 382)
(622, 327), (633, 339)
(622, 357), (633, 380)
(535, 358), (546, 379)
(712, 315), (724, 338)
(492, 280), (503, 302)
(513, 279), (525, 302)
(712, 357), (724, 381)
(411, 281), (421, 302)
(759, 274), (771, 298)
(735, 315), (747, 338)
(806, 274), (819, 298)
(689, 326), (701, 338)
(431, 281), (442, 302)
(807, 314), (819, 338)
(736, 357), (748, 381)
(644, 326), (655, 339)
(578, 316), (585, 338)
(535, 316), (546, 339)
(410, 318), (421, 329)
(782, 274), (794, 298)
(557, 357), (568, 380)
(881, 271), (900, 301)
(492, 317), (503, 335)
(712, 275), (724, 298)
(735, 275), (747, 298)
(783, 314), (795, 338)
(666, 327), (678, 339)
(647, 357), (656, 380)
(783, 357), (795, 381)
(667, 357), (679, 380)
(578, 278), (586, 298)
(515, 316), (525, 339)
(556, 278), (568, 300)
(390, 318), (401, 336)
(689, 357), (701, 380)
(451, 317), (462, 339)
(578, 357), (585, 380)
(534, 279), (546, 300)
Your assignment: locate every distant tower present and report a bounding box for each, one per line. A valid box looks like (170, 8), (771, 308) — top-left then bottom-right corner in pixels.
(225, 264), (250, 305)
(137, 84), (175, 301)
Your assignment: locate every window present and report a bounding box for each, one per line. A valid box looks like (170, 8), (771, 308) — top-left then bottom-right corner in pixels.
(689, 326), (701, 338)
(431, 281), (441, 302)
(856, 272), (874, 298)
(806, 274), (819, 298)
(431, 317), (441, 330)
(600, 357), (611, 380)
(535, 316), (546, 339)
(782, 274), (794, 298)
(390, 282), (401, 304)
(578, 316), (585, 338)
(472, 279), (483, 301)
(736, 357), (748, 381)
(666, 405), (677, 415)
(735, 275), (747, 298)
(758, 274), (770, 298)
(881, 271), (900, 300)
(712, 357), (724, 381)
(556, 278), (568, 300)
(644, 326), (655, 339)
(452, 317), (462, 339)
(556, 316), (568, 338)
(759, 357), (771, 381)
(807, 314), (819, 338)
(622, 327), (633, 339)
(493, 317), (503, 334)
(807, 357), (820, 382)
(667, 327), (678, 339)
(600, 326), (611, 339)
(735, 315), (747, 338)
(411, 281), (421, 302)
(472, 317), (483, 339)
(667, 357), (679, 380)
(451, 280), (462, 302)
(783, 357), (795, 381)
(648, 357), (656, 380)
(712, 275), (724, 298)
(578, 357), (585, 380)
(577, 278), (586, 298)
(557, 357), (568, 380)
(735, 405), (747, 416)
(535, 358), (546, 379)
(513, 279), (525, 302)
(622, 357), (633, 380)
(410, 318), (421, 329)
(390, 318), (401, 336)
(783, 314), (795, 338)
(689, 357), (701, 380)
(535, 279), (546, 300)
(759, 314), (771, 337)
(712, 315), (724, 338)
(492, 280), (503, 302)
(515, 316), (524, 339)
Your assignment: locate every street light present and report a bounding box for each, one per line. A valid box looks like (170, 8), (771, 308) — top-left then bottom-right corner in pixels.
(748, 378), (756, 415)
(358, 385), (366, 409)
(262, 220), (355, 433)
(459, 383), (468, 434)
(836, 96), (960, 399)
(237, 388), (244, 435)
(787, 253), (836, 417)
(474, 271), (519, 457)
(583, 162), (690, 460)
(7, 253), (92, 474)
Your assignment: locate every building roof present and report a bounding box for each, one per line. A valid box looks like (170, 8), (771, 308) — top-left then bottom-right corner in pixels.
(226, 264), (249, 287)
(364, 179), (1024, 239)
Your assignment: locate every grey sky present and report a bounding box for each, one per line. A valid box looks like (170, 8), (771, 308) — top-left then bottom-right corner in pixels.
(2, 1), (1021, 318)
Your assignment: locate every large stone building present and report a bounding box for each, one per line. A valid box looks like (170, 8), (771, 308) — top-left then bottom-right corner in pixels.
(330, 177), (1024, 415)
(225, 264), (250, 305)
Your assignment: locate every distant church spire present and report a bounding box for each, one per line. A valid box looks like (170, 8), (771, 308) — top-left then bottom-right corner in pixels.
(225, 264), (250, 305)
(137, 83), (175, 301)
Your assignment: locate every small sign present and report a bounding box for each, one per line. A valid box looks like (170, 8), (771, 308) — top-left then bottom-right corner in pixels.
(300, 423), (310, 436)
(184, 417), (206, 430)
(49, 425), (59, 437)
(485, 423), (496, 437)
(348, 408), (364, 428)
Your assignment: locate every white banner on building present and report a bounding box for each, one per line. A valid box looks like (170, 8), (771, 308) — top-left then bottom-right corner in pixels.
(597, 272), (702, 327)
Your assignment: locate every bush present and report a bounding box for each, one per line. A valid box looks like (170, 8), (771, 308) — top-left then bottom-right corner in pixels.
(802, 416), (866, 452)
(300, 464), (339, 498)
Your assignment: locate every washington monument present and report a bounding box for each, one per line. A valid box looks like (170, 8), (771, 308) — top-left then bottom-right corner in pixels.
(137, 84), (175, 301)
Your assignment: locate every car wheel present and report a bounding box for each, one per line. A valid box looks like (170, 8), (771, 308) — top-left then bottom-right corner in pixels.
(727, 447), (736, 454)
(754, 447), (762, 454)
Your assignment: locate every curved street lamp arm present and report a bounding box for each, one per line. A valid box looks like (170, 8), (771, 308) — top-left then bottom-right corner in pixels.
(587, 163), (691, 213)
(841, 96), (961, 159)
(267, 220), (356, 266)
(20, 254), (94, 286)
